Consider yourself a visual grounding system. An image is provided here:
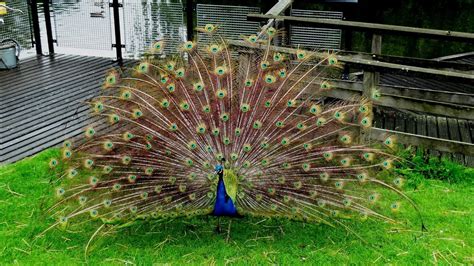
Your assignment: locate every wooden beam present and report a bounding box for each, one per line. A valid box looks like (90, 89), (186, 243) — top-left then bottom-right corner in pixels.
(258, 0), (293, 38)
(248, 14), (474, 43)
(227, 40), (474, 81)
(369, 127), (474, 156)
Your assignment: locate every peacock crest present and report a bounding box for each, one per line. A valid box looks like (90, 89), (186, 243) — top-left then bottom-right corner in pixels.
(47, 25), (421, 234)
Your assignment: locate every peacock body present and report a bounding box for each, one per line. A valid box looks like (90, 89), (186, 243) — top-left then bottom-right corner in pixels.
(48, 25), (420, 234)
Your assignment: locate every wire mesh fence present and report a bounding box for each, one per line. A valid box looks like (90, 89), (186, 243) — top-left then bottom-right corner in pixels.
(0, 1), (33, 49)
(123, 1), (185, 58)
(51, 0), (113, 51)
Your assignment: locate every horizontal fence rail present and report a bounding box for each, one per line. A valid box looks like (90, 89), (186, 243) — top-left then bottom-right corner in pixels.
(247, 14), (474, 43)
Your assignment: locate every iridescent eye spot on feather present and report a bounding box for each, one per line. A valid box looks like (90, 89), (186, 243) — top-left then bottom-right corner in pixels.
(303, 143), (312, 151)
(121, 90), (132, 100)
(360, 117), (372, 127)
(273, 52), (283, 62)
(216, 89), (227, 99)
(260, 61), (270, 70)
(109, 113), (120, 124)
(328, 55), (338, 65)
(372, 89), (381, 100)
(145, 167), (153, 176)
(160, 99), (170, 108)
(132, 109), (143, 119)
(62, 149), (72, 159)
(137, 62), (149, 74)
(335, 181), (344, 189)
(244, 79), (253, 87)
(84, 159), (94, 169)
(193, 82), (204, 92)
(302, 163), (310, 172)
(187, 140), (197, 150)
(384, 136), (396, 148)
(49, 158), (58, 168)
(260, 141), (270, 149)
(334, 111), (345, 121)
(287, 99), (297, 108)
(240, 103), (250, 112)
(264, 100), (272, 108)
(223, 136), (231, 145)
(309, 104), (322, 115)
(393, 177), (404, 187)
(323, 151), (333, 161)
(212, 128), (220, 136)
(89, 176), (99, 187)
(246, 34), (258, 43)
(166, 61), (175, 71)
(175, 67), (185, 78)
(231, 153), (239, 161)
(278, 68), (287, 78)
(202, 105), (211, 113)
(340, 157), (351, 167)
(78, 195), (87, 205)
(320, 81), (331, 90)
(253, 120), (262, 129)
(123, 131), (134, 141)
(85, 127), (95, 138)
(103, 165), (113, 174)
(390, 202), (400, 212)
(264, 74), (276, 84)
(220, 113), (230, 122)
(266, 26), (277, 36)
(243, 144), (252, 152)
(382, 159), (393, 169)
(296, 122), (306, 131)
(122, 155), (131, 165)
(56, 187), (65, 197)
(234, 127), (242, 136)
(93, 101), (104, 113)
(316, 117), (326, 127)
(204, 24), (216, 33)
(215, 66), (226, 76)
(320, 172), (329, 182)
(275, 121), (284, 128)
(296, 49), (307, 60)
(152, 41), (164, 52)
(339, 134), (352, 144)
(196, 123), (206, 134)
(179, 101), (190, 111)
(362, 152), (375, 162)
(166, 83), (175, 93)
(169, 123), (178, 132)
(280, 137), (290, 146)
(105, 73), (117, 87)
(182, 41), (194, 51)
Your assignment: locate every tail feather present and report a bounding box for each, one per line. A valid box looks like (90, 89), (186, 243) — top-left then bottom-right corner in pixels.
(47, 25), (420, 233)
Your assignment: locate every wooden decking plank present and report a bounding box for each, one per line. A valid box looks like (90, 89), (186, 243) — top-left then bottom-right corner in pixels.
(446, 118), (465, 164)
(0, 54), (84, 92)
(436, 116), (451, 160)
(0, 54), (67, 82)
(1, 92), (94, 142)
(0, 55), (95, 90)
(373, 108), (384, 128)
(0, 62), (112, 124)
(458, 120), (474, 166)
(405, 113), (417, 134)
(426, 115), (440, 157)
(1, 56), (108, 104)
(2, 116), (108, 163)
(394, 112), (406, 132)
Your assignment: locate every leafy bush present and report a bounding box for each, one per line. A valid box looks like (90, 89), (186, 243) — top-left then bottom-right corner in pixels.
(395, 147), (474, 186)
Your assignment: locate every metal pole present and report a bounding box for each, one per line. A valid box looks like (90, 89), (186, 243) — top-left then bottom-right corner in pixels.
(186, 0), (194, 41)
(29, 0), (42, 55)
(112, 0), (123, 64)
(42, 0), (54, 54)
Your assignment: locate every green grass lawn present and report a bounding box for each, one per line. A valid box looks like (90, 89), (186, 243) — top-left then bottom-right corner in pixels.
(0, 149), (473, 265)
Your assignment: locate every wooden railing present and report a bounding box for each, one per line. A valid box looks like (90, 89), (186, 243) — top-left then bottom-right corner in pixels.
(228, 14), (474, 158)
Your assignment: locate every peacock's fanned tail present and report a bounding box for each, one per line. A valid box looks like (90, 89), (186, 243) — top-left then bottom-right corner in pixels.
(48, 25), (416, 230)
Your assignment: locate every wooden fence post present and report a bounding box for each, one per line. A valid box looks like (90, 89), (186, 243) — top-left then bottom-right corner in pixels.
(361, 34), (382, 142)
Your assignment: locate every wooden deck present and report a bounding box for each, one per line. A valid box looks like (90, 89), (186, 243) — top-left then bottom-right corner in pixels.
(0, 54), (473, 166)
(0, 54), (127, 164)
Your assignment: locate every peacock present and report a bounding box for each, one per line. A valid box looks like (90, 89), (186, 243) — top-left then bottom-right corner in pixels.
(46, 25), (423, 238)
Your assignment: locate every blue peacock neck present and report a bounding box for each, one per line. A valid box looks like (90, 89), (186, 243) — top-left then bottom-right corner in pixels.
(212, 163), (238, 216)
